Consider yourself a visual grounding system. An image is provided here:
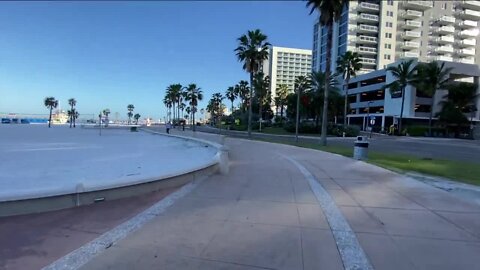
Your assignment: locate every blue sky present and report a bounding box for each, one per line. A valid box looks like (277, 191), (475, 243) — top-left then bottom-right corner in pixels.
(0, 1), (314, 120)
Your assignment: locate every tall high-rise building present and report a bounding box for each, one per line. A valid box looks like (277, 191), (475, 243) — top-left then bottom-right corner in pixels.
(312, 0), (480, 74)
(262, 46), (312, 102)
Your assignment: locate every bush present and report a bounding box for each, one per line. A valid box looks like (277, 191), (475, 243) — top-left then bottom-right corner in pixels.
(405, 125), (447, 137)
(329, 124), (360, 137)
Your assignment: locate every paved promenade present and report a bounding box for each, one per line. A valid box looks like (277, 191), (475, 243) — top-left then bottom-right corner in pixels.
(51, 130), (480, 270)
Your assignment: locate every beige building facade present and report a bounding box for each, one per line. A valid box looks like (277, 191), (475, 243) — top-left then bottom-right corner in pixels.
(312, 1), (480, 74)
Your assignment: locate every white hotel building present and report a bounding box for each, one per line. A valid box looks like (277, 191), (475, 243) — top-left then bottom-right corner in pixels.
(312, 0), (480, 132)
(261, 46), (312, 105)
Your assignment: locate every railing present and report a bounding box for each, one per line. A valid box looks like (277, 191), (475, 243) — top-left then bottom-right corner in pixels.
(403, 41), (420, 47)
(359, 57), (376, 64)
(359, 2), (380, 10)
(358, 24), (378, 32)
(358, 35), (377, 43)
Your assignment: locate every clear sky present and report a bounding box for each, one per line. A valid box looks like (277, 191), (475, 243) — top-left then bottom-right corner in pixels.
(0, 1), (314, 120)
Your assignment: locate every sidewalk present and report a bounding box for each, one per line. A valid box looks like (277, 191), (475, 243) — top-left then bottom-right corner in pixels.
(70, 132), (480, 270)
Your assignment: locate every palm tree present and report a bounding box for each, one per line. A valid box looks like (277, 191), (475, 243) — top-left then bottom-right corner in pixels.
(208, 93), (225, 126)
(166, 84), (182, 123)
(253, 73), (271, 132)
(163, 96), (172, 122)
(235, 80), (250, 113)
(44, 97), (58, 128)
(102, 109), (110, 127)
(276, 84), (289, 124)
(225, 86), (237, 115)
(68, 98), (77, 128)
(294, 76), (310, 142)
(413, 61), (453, 136)
(127, 104), (135, 125)
(383, 59), (417, 134)
(307, 0), (344, 146)
(134, 113), (141, 124)
(185, 84), (203, 131)
(235, 29), (270, 138)
(309, 70), (338, 127)
(336, 51), (362, 127)
(437, 82), (478, 137)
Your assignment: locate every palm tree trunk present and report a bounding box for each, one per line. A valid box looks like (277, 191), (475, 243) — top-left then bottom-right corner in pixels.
(295, 89), (300, 142)
(320, 24), (333, 146)
(192, 108), (196, 132)
(399, 87), (406, 135)
(259, 99), (262, 132)
(280, 105), (284, 124)
(428, 97), (434, 137)
(48, 108), (52, 128)
(343, 78), (349, 127)
(247, 72), (253, 138)
(231, 101), (234, 116)
(73, 116), (76, 128)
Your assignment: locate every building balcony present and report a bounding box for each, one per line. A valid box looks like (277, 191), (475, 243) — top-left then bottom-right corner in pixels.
(357, 2), (380, 12)
(357, 24), (378, 33)
(436, 15), (456, 25)
(400, 20), (421, 29)
(359, 68), (376, 74)
(457, 20), (478, 29)
(435, 26), (455, 34)
(399, 10), (423, 19)
(456, 9), (480, 20)
(435, 46), (454, 53)
(401, 30), (421, 39)
(400, 51), (420, 58)
(358, 13), (379, 24)
(458, 1), (480, 10)
(433, 35), (455, 44)
(458, 29), (478, 37)
(456, 38), (476, 47)
(357, 46), (377, 55)
(401, 41), (420, 49)
(456, 48), (475, 56)
(402, 0), (433, 10)
(456, 57), (475, 64)
(433, 55), (453, 62)
(359, 57), (377, 66)
(357, 35), (377, 44)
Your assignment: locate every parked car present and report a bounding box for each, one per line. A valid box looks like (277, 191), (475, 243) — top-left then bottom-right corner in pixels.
(1, 118), (11, 124)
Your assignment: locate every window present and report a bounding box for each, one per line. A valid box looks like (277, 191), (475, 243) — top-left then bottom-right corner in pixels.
(442, 3), (447, 10)
(387, 0), (393, 6)
(385, 22), (392, 28)
(387, 11), (393, 17)
(384, 54), (391, 60)
(385, 33), (392, 38)
(384, 43), (391, 49)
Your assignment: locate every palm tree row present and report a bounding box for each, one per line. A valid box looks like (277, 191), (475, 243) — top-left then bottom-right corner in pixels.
(44, 97), (80, 128)
(206, 92), (225, 126)
(163, 83), (203, 130)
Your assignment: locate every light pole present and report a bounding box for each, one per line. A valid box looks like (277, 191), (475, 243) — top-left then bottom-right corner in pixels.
(366, 101), (373, 132)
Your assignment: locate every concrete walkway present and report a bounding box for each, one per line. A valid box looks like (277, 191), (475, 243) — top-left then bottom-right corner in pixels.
(54, 131), (480, 270)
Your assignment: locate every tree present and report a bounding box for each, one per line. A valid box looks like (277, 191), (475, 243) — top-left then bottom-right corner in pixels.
(383, 59), (417, 134)
(307, 0), (344, 146)
(134, 113), (141, 124)
(253, 72), (271, 131)
(185, 84), (203, 131)
(276, 84), (289, 123)
(68, 98), (77, 128)
(207, 93), (225, 126)
(225, 86), (237, 115)
(103, 109), (110, 127)
(44, 97), (58, 128)
(336, 51), (362, 127)
(235, 80), (250, 113)
(413, 61), (453, 136)
(127, 104), (135, 125)
(166, 84), (182, 123)
(294, 76), (310, 142)
(437, 82), (478, 137)
(235, 29), (270, 138)
(163, 97), (172, 122)
(309, 70), (338, 127)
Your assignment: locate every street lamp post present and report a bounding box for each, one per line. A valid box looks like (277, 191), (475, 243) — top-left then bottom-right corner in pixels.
(366, 101), (374, 132)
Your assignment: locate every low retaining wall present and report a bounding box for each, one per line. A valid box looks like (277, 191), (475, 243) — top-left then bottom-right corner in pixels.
(0, 129), (228, 217)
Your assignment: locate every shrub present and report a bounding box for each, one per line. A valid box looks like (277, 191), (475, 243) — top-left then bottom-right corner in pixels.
(405, 125), (447, 137)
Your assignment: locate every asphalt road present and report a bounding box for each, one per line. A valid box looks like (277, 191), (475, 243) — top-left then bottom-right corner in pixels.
(195, 126), (480, 164)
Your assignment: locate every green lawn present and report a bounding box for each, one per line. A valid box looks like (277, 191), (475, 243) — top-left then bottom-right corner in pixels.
(255, 138), (480, 186)
(260, 127), (320, 137)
